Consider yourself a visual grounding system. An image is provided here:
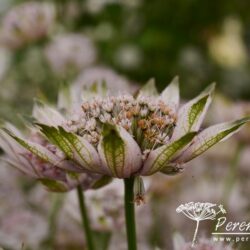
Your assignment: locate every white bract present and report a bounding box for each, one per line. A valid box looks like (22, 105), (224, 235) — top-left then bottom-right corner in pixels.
(0, 77), (249, 187)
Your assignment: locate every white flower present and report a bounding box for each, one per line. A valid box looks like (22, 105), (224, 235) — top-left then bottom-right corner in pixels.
(0, 2), (55, 49)
(1, 77), (249, 180)
(0, 103), (107, 192)
(73, 66), (134, 94)
(45, 34), (96, 75)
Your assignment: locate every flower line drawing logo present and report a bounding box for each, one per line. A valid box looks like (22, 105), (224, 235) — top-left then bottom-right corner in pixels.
(176, 202), (226, 247)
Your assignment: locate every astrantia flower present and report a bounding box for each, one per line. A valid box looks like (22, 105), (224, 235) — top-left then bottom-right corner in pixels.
(0, 104), (108, 192)
(1, 78), (249, 182)
(0, 2), (55, 49)
(73, 66), (135, 95)
(58, 66), (137, 111)
(45, 34), (97, 75)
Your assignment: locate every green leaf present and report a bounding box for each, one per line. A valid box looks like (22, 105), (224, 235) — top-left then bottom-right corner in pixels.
(172, 83), (215, 140)
(91, 175), (113, 189)
(93, 231), (112, 250)
(39, 178), (68, 192)
(160, 164), (183, 175)
(141, 132), (197, 175)
(179, 117), (250, 162)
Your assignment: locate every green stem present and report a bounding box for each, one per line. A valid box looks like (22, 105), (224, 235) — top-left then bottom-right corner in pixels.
(124, 177), (137, 250)
(47, 194), (64, 248)
(41, 194), (64, 249)
(223, 143), (244, 204)
(77, 186), (95, 250)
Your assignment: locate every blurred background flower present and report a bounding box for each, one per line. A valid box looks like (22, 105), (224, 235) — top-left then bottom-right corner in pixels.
(0, 0), (250, 249)
(45, 33), (97, 77)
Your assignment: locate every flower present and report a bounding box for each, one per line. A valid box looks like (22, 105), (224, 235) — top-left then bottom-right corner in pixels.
(0, 103), (109, 192)
(45, 34), (97, 75)
(58, 66), (137, 111)
(1, 77), (249, 182)
(0, 2), (55, 49)
(73, 66), (135, 95)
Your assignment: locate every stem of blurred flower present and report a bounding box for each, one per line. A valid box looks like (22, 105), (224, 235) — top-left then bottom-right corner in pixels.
(77, 185), (95, 250)
(192, 220), (200, 247)
(222, 143), (244, 204)
(42, 194), (64, 249)
(124, 177), (137, 250)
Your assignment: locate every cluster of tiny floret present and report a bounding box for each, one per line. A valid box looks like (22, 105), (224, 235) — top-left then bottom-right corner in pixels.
(64, 94), (177, 150)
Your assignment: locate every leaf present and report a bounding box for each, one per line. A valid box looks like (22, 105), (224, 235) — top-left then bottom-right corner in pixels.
(91, 175), (113, 189)
(160, 164), (183, 175)
(160, 76), (180, 109)
(98, 124), (142, 178)
(39, 178), (69, 192)
(93, 231), (112, 250)
(178, 117), (250, 163)
(141, 132), (197, 175)
(172, 83), (215, 140)
(38, 124), (102, 173)
(136, 78), (158, 98)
